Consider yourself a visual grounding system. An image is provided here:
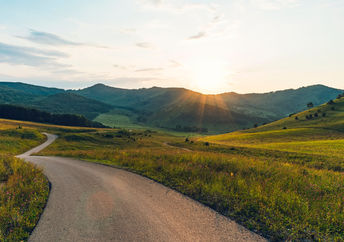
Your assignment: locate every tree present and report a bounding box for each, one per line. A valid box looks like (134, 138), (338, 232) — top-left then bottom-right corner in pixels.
(307, 102), (314, 108)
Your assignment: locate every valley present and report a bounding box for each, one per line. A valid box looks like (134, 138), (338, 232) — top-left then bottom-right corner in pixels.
(0, 83), (343, 240)
(0, 82), (342, 134)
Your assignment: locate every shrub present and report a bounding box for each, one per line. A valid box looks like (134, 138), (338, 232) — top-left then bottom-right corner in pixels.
(307, 102), (314, 108)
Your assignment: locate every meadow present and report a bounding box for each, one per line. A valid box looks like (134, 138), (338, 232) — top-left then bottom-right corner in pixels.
(1, 97), (343, 240)
(38, 122), (344, 240)
(0, 120), (49, 241)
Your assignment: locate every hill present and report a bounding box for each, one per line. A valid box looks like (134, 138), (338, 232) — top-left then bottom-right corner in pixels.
(75, 83), (343, 133)
(0, 81), (342, 133)
(249, 95), (344, 133)
(203, 96), (344, 159)
(0, 82), (63, 102)
(30, 93), (113, 120)
(0, 83), (113, 120)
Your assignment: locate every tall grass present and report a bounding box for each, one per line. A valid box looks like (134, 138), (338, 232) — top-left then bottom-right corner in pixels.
(0, 123), (49, 241)
(0, 156), (49, 241)
(39, 130), (344, 240)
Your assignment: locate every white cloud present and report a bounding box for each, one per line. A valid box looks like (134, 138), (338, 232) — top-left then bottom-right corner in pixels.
(135, 42), (155, 49)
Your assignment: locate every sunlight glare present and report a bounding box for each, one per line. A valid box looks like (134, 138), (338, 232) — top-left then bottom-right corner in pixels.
(187, 60), (231, 94)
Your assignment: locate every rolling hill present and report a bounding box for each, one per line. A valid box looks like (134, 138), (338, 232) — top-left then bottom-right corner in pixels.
(205, 95), (344, 146)
(0, 82), (113, 120)
(0, 81), (342, 133)
(74, 83), (343, 133)
(30, 93), (113, 120)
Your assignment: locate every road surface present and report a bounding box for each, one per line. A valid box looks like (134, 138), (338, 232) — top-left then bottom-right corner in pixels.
(19, 133), (265, 242)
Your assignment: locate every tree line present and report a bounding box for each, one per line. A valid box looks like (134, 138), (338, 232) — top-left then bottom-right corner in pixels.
(0, 104), (107, 128)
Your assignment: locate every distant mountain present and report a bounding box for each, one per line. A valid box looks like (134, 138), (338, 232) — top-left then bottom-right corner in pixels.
(218, 85), (343, 118)
(31, 93), (113, 120)
(0, 83), (112, 120)
(74, 83), (343, 133)
(0, 81), (342, 133)
(0, 82), (63, 97)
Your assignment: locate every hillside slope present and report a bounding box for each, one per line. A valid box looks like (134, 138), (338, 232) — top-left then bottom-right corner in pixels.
(0, 83), (113, 120)
(75, 83), (343, 133)
(0, 82), (342, 133)
(31, 93), (113, 120)
(205, 96), (344, 147)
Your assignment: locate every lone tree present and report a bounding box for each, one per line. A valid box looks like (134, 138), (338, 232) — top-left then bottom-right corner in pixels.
(307, 102), (314, 109)
(337, 93), (344, 99)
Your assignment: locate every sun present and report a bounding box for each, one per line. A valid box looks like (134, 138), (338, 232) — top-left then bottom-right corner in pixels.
(187, 60), (230, 94)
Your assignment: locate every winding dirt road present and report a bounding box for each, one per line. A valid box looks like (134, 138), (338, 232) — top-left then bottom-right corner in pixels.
(19, 133), (265, 242)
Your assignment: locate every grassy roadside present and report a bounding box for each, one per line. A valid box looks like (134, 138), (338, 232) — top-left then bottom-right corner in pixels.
(0, 121), (49, 241)
(38, 129), (344, 241)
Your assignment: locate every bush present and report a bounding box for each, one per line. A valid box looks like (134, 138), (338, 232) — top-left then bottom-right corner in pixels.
(337, 93), (344, 99)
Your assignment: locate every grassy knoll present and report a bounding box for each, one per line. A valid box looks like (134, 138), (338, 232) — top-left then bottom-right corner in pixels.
(0, 120), (49, 241)
(38, 123), (344, 240)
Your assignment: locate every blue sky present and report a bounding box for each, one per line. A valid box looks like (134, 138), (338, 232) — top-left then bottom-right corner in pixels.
(0, 0), (343, 94)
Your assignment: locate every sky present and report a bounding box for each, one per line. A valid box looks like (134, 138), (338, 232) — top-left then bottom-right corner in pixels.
(0, 0), (343, 94)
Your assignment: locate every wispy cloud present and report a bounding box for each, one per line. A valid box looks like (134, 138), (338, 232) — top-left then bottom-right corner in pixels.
(17, 29), (109, 49)
(0, 42), (69, 68)
(113, 64), (128, 70)
(187, 31), (207, 40)
(135, 67), (164, 72)
(169, 60), (182, 67)
(135, 42), (155, 49)
(18, 29), (81, 46)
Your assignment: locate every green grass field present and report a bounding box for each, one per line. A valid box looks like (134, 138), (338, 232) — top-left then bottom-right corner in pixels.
(94, 110), (204, 137)
(0, 120), (49, 241)
(1, 97), (343, 240)
(38, 97), (344, 241)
